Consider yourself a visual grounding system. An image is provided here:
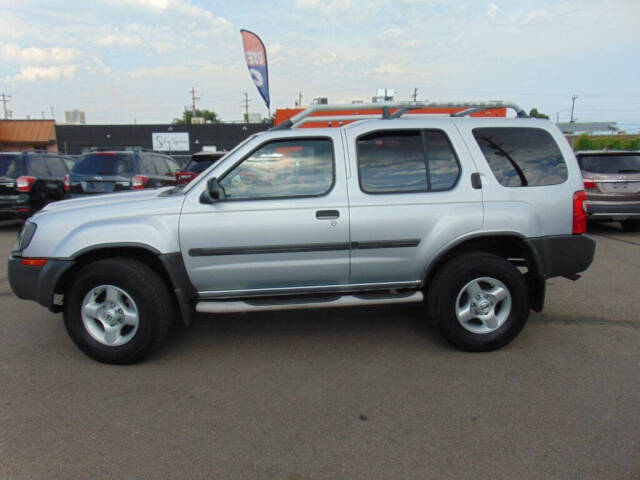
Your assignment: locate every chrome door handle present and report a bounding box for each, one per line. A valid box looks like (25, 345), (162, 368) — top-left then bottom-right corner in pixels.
(316, 210), (340, 220)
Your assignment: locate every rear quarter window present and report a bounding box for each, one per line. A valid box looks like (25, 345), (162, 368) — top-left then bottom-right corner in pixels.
(472, 127), (568, 187)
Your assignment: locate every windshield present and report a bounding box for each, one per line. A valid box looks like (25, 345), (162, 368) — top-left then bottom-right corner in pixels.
(72, 153), (134, 175)
(579, 154), (640, 174)
(0, 154), (22, 178)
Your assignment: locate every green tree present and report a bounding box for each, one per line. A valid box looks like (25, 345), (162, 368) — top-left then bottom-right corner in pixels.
(172, 108), (221, 124)
(528, 108), (549, 119)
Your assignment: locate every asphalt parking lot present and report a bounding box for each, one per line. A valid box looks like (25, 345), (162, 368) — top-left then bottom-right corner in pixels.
(0, 221), (638, 480)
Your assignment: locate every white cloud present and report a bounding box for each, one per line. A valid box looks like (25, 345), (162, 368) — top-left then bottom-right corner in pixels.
(486, 3), (500, 21)
(102, 0), (234, 29)
(9, 65), (77, 81)
(296, 0), (351, 16)
(0, 44), (78, 65)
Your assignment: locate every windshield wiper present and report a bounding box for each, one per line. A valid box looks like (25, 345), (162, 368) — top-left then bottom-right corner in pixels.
(619, 169), (640, 173)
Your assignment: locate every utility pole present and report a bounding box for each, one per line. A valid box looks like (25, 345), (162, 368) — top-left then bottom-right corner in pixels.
(570, 95), (578, 123)
(50, 106), (55, 119)
(0, 93), (11, 119)
(242, 91), (251, 122)
(297, 91), (303, 107)
(189, 87), (200, 113)
(411, 87), (418, 102)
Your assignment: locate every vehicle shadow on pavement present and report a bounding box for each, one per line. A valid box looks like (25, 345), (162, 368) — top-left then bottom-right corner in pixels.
(160, 303), (451, 360)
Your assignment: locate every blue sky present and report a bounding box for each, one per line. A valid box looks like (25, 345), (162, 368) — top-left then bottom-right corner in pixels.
(1, 0), (639, 130)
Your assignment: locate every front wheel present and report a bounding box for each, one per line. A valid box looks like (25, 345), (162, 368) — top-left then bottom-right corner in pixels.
(426, 253), (530, 351)
(64, 258), (173, 364)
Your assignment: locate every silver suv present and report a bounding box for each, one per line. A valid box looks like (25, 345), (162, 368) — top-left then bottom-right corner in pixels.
(8, 102), (596, 364)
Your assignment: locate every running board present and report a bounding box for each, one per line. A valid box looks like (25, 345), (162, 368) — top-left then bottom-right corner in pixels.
(195, 291), (424, 314)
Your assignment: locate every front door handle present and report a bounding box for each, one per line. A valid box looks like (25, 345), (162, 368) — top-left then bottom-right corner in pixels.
(316, 210), (340, 220)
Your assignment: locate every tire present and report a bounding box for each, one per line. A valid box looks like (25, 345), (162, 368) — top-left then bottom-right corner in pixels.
(64, 258), (173, 364)
(426, 252), (529, 352)
(621, 220), (640, 232)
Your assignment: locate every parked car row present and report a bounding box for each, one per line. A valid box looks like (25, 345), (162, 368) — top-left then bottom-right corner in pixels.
(0, 149), (228, 219)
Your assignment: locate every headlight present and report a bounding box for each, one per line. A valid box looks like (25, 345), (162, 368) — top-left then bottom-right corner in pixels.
(16, 222), (37, 251)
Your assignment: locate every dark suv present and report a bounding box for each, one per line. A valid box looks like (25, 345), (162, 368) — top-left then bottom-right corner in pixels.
(68, 150), (180, 195)
(0, 151), (74, 219)
(175, 151), (226, 184)
(577, 150), (640, 232)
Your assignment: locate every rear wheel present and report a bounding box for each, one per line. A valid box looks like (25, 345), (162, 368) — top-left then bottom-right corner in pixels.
(426, 253), (529, 351)
(621, 220), (640, 232)
(64, 258), (173, 364)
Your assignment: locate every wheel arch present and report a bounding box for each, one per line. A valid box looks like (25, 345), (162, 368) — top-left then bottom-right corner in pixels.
(422, 233), (545, 312)
(55, 244), (195, 325)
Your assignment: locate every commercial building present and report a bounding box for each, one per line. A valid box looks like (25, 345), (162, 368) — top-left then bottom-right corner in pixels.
(55, 123), (269, 155)
(0, 120), (58, 152)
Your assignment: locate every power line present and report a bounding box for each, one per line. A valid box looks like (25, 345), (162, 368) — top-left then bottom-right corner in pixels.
(1, 93), (11, 119)
(188, 86), (200, 112)
(570, 95), (578, 123)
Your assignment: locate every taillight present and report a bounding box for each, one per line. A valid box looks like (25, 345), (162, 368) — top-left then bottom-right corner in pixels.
(572, 190), (587, 234)
(583, 178), (598, 191)
(16, 176), (36, 193)
(132, 175), (149, 190)
(63, 174), (70, 192)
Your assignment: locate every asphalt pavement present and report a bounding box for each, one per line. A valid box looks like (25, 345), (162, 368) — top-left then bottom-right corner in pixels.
(0, 221), (638, 480)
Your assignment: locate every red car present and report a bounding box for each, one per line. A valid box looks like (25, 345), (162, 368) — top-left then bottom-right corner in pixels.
(175, 151), (226, 184)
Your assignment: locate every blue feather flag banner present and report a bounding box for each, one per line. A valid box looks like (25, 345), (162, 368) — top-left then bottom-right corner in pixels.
(240, 29), (270, 110)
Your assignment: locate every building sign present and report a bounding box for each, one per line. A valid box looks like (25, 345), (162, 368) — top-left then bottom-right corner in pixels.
(152, 132), (190, 151)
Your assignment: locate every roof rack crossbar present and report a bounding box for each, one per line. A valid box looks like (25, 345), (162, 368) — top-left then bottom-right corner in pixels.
(276, 101), (528, 129)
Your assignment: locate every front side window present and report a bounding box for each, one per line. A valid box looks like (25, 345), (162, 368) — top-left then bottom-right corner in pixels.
(219, 138), (334, 200)
(357, 130), (460, 194)
(473, 127), (568, 187)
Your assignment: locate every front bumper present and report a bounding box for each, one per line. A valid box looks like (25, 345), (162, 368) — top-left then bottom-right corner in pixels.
(8, 257), (75, 310)
(587, 202), (640, 221)
(527, 234), (596, 279)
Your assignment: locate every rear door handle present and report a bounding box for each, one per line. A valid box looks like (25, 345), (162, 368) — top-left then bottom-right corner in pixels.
(316, 210), (340, 220)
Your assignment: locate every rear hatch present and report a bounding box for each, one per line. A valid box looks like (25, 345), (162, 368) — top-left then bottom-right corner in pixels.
(70, 152), (134, 194)
(579, 153), (640, 202)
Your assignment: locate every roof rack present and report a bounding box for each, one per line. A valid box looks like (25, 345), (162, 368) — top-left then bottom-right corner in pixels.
(274, 101), (528, 129)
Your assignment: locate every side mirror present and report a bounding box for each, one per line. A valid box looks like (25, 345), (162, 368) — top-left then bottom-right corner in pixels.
(200, 177), (223, 204)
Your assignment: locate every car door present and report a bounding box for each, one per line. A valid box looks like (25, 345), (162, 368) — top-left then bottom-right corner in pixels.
(179, 131), (350, 296)
(344, 120), (484, 285)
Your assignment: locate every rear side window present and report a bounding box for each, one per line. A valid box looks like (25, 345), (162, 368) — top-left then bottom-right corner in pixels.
(28, 157), (49, 177)
(164, 157), (180, 174)
(0, 154), (22, 178)
(357, 130), (460, 193)
(140, 155), (159, 174)
(72, 154), (133, 175)
(473, 127), (567, 187)
(45, 157), (67, 176)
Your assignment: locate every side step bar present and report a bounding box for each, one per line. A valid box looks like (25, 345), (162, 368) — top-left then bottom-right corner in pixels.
(195, 291), (424, 314)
